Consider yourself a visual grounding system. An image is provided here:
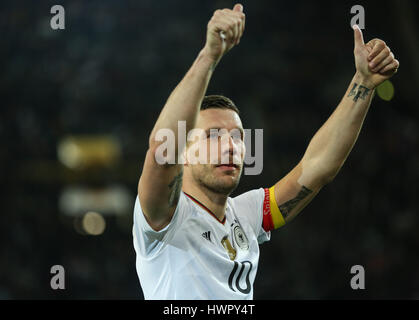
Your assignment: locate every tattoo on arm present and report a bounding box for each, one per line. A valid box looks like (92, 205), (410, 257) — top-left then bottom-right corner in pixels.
(278, 186), (313, 219)
(168, 169), (183, 207)
(347, 83), (371, 102)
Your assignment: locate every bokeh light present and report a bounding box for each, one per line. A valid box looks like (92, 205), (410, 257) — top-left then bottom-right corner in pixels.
(377, 80), (395, 101)
(82, 211), (106, 236)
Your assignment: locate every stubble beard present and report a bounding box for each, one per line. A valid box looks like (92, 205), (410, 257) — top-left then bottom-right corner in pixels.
(193, 164), (242, 196)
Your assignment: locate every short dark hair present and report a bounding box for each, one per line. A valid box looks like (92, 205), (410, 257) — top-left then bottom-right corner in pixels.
(200, 95), (240, 115)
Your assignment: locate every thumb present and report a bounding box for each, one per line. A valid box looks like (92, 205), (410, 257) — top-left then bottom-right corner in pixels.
(233, 3), (243, 12)
(353, 24), (365, 48)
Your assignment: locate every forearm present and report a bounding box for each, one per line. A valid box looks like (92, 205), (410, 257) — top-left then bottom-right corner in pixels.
(302, 72), (375, 182)
(149, 49), (216, 151)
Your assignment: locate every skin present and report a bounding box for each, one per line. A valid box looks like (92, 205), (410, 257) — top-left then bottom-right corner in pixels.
(182, 108), (245, 219)
(138, 5), (399, 231)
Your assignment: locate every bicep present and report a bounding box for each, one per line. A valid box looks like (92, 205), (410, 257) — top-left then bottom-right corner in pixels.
(273, 160), (324, 224)
(138, 148), (183, 231)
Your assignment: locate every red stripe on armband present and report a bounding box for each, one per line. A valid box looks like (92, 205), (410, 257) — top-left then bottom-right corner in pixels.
(262, 188), (274, 232)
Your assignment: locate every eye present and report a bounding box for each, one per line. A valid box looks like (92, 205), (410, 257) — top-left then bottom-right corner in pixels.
(208, 131), (219, 139)
(232, 134), (242, 142)
(230, 130), (243, 142)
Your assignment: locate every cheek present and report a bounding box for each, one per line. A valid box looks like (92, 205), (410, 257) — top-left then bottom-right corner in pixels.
(208, 139), (221, 160)
(186, 139), (209, 163)
(196, 164), (216, 180)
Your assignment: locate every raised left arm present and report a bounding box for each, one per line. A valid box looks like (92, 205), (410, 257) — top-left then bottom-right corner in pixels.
(268, 25), (399, 228)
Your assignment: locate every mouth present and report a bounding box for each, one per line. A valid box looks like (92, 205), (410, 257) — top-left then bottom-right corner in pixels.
(215, 163), (239, 170)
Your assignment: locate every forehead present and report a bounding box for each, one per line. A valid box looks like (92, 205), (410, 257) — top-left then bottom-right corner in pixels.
(196, 108), (243, 130)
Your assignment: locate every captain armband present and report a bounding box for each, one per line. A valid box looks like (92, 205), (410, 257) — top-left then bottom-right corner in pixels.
(262, 186), (286, 232)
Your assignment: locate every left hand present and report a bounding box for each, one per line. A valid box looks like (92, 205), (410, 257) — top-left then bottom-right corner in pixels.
(353, 25), (399, 88)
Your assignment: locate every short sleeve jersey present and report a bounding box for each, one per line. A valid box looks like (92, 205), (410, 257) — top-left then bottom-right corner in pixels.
(132, 188), (271, 300)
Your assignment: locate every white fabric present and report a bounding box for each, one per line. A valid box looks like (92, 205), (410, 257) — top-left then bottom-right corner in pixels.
(132, 188), (271, 300)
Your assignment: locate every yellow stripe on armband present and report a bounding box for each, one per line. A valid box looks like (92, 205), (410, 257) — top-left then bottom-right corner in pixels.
(269, 186), (286, 229)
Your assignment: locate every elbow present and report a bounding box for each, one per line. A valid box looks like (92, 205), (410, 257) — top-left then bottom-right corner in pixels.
(148, 128), (182, 166)
(322, 164), (343, 185)
(302, 157), (341, 187)
(147, 140), (179, 167)
(322, 172), (337, 185)
(311, 172), (336, 188)
(148, 132), (159, 151)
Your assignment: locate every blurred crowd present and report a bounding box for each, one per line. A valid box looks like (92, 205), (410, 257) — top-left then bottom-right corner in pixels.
(1, 0), (418, 299)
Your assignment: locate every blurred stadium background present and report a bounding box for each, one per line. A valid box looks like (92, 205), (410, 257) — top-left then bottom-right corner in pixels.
(1, 0), (418, 299)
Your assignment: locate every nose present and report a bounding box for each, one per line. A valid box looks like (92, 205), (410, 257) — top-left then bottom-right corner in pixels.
(220, 132), (244, 165)
(221, 134), (237, 156)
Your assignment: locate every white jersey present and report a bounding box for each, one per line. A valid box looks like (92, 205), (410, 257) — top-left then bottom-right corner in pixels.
(132, 188), (271, 300)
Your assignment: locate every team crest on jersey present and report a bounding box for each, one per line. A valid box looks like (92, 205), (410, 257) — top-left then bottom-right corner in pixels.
(232, 223), (249, 250)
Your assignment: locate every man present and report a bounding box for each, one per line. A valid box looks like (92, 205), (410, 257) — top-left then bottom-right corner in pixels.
(132, 4), (399, 299)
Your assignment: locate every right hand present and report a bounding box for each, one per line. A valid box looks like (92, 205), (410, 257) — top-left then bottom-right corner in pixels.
(202, 4), (245, 64)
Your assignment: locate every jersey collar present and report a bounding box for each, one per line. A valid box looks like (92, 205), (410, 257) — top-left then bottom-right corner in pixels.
(183, 192), (226, 225)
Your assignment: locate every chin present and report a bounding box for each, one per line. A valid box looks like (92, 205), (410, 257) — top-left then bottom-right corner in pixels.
(193, 165), (242, 195)
(207, 176), (241, 195)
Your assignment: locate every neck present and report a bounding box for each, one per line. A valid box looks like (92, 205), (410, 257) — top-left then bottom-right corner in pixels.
(182, 183), (229, 223)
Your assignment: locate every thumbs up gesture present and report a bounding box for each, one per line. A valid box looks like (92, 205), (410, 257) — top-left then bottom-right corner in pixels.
(203, 4), (246, 64)
(353, 25), (399, 88)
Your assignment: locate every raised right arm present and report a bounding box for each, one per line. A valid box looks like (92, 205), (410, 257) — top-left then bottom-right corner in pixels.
(138, 4), (246, 231)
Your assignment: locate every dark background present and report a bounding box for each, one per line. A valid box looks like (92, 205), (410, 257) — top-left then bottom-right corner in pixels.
(1, 0), (418, 299)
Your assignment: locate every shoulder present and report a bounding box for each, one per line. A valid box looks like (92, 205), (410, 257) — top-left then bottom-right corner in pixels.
(134, 191), (196, 236)
(229, 188), (265, 206)
(227, 188), (266, 222)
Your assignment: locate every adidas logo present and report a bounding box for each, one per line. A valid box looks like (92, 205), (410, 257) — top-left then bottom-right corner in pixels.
(202, 231), (211, 242)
